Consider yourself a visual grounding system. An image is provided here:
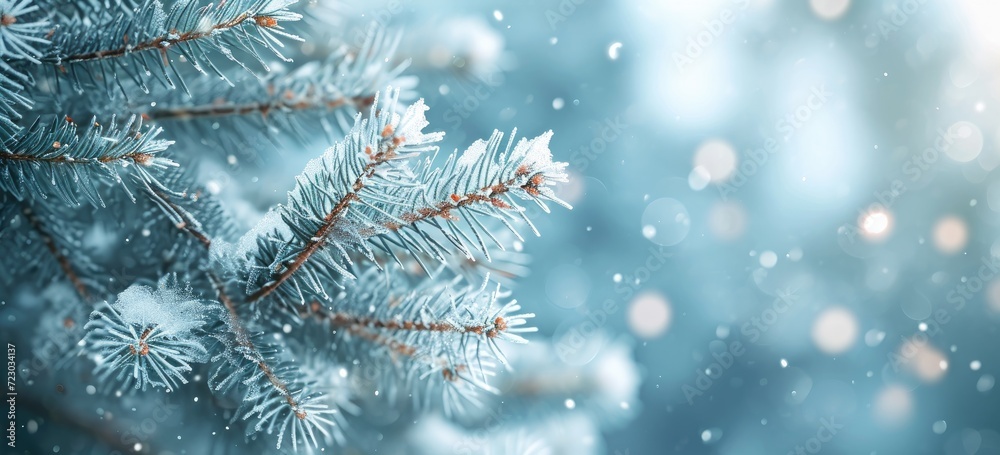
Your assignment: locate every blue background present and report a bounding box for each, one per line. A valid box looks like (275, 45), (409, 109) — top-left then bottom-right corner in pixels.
(391, 0), (1000, 453)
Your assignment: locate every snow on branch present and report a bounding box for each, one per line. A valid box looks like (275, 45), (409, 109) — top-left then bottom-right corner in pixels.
(375, 128), (571, 263)
(136, 180), (342, 451)
(239, 89), (443, 307)
(82, 277), (211, 392)
(237, 90), (570, 311)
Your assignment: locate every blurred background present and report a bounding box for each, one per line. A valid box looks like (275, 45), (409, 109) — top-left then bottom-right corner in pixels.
(366, 0), (1000, 453)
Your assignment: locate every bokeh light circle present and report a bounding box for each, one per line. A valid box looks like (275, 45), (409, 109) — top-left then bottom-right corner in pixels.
(945, 121), (984, 162)
(933, 216), (968, 254)
(627, 291), (672, 339)
(812, 307), (859, 355)
(708, 201), (747, 241)
(693, 139), (738, 183)
(810, 0), (850, 20)
(641, 198), (691, 246)
(874, 385), (913, 426)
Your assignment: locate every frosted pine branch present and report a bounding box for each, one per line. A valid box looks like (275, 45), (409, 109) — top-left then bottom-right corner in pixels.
(239, 90), (570, 311)
(138, 181), (343, 451)
(0, 115), (174, 206)
(82, 279), (211, 392)
(240, 89), (443, 307)
(17, 202), (93, 301)
(210, 269), (334, 451)
(0, 6), (583, 451)
(0, 0), (49, 132)
(302, 266), (535, 416)
(372, 129), (571, 263)
(142, 29), (409, 147)
(0, 0), (49, 67)
(0, 196), (103, 301)
(44, 0), (303, 94)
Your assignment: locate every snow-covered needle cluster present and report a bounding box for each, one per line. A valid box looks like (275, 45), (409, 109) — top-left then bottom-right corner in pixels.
(0, 1), (578, 452)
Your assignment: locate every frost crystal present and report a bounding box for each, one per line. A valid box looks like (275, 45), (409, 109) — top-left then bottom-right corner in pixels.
(457, 139), (488, 166)
(512, 130), (556, 169)
(395, 99), (437, 146)
(114, 280), (206, 336)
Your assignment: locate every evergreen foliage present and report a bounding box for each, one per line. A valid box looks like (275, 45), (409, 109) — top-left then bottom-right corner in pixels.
(0, 1), (582, 453)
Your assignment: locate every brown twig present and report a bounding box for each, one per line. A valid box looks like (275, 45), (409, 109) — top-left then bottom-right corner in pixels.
(129, 326), (153, 356)
(153, 189), (307, 420)
(0, 150), (155, 165)
(370, 166), (541, 235)
(337, 321), (468, 383)
(151, 189), (212, 248)
(246, 127), (403, 303)
(207, 261), (306, 419)
(22, 205), (92, 303)
(344, 323), (417, 357)
(146, 94), (376, 121)
(303, 303), (486, 383)
(307, 303), (508, 339)
(58, 12), (278, 64)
